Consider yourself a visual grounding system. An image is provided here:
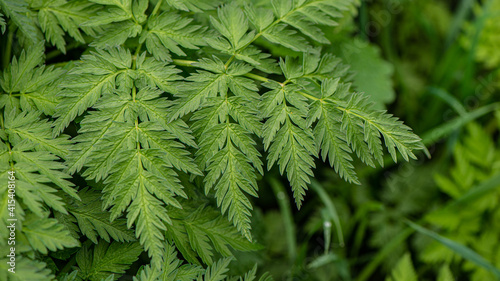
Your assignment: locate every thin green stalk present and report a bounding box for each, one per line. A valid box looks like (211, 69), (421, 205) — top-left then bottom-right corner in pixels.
(172, 59), (196, 67)
(359, 2), (368, 41)
(172, 59), (274, 83)
(3, 27), (14, 69)
(133, 43), (143, 69)
(151, 0), (163, 18)
(269, 177), (297, 263)
(243, 72), (269, 83)
(445, 0), (475, 47)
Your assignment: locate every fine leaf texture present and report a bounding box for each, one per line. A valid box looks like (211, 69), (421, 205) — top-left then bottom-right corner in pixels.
(76, 241), (143, 281)
(0, 0), (426, 279)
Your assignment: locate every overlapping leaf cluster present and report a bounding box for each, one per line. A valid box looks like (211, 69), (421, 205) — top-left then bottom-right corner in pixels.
(0, 0), (424, 279)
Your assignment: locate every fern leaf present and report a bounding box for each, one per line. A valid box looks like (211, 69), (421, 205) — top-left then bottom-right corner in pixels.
(91, 119), (190, 266)
(386, 253), (418, 281)
(0, 0), (41, 44)
(0, 42), (65, 115)
(264, 0), (355, 50)
(76, 241), (143, 281)
(65, 90), (132, 174)
(341, 93), (422, 162)
(33, 0), (100, 52)
(53, 47), (134, 135)
(83, 0), (146, 47)
(135, 52), (182, 93)
(164, 0), (220, 12)
(23, 214), (80, 254)
(169, 58), (228, 121)
(0, 257), (54, 281)
(66, 188), (136, 243)
(177, 59), (263, 239)
(202, 258), (232, 281)
(209, 4), (254, 52)
(132, 86), (196, 147)
(1, 42), (44, 93)
(166, 203), (259, 265)
(261, 79), (317, 208)
(140, 12), (207, 62)
(6, 110), (71, 157)
(93, 21), (143, 48)
(310, 100), (359, 184)
(134, 243), (204, 281)
(14, 159), (67, 214)
(10, 139), (78, 200)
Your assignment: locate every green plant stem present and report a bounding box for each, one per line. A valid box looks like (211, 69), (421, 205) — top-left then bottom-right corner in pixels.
(172, 59), (196, 67)
(151, 0), (163, 18)
(133, 43), (143, 69)
(269, 177), (297, 264)
(3, 27), (14, 69)
(172, 59), (273, 83)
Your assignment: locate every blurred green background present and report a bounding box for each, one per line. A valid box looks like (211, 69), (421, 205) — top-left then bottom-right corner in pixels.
(240, 0), (500, 280)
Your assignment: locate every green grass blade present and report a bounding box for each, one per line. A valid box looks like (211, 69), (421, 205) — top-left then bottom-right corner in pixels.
(269, 177), (297, 263)
(446, 173), (500, 209)
(405, 220), (500, 278)
(421, 103), (500, 146)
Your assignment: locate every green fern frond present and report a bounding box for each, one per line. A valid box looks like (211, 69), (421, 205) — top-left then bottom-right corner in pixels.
(32, 0), (101, 52)
(0, 42), (64, 115)
(23, 214), (80, 254)
(133, 243), (203, 281)
(53, 47), (135, 135)
(165, 202), (260, 265)
(82, 0), (146, 47)
(164, 0), (220, 12)
(140, 11), (207, 62)
(64, 188), (136, 243)
(0, 1), (427, 278)
(76, 241), (143, 281)
(0, 0), (42, 44)
(386, 253), (418, 281)
(0, 256), (54, 281)
(243, 0), (357, 53)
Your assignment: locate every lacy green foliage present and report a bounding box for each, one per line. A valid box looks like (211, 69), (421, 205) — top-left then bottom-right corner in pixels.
(462, 0), (500, 69)
(133, 243), (273, 281)
(422, 123), (500, 281)
(61, 188), (136, 243)
(386, 253), (454, 281)
(76, 241), (143, 280)
(0, 0), (424, 279)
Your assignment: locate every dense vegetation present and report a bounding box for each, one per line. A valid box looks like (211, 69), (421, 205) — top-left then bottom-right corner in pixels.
(0, 0), (499, 280)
